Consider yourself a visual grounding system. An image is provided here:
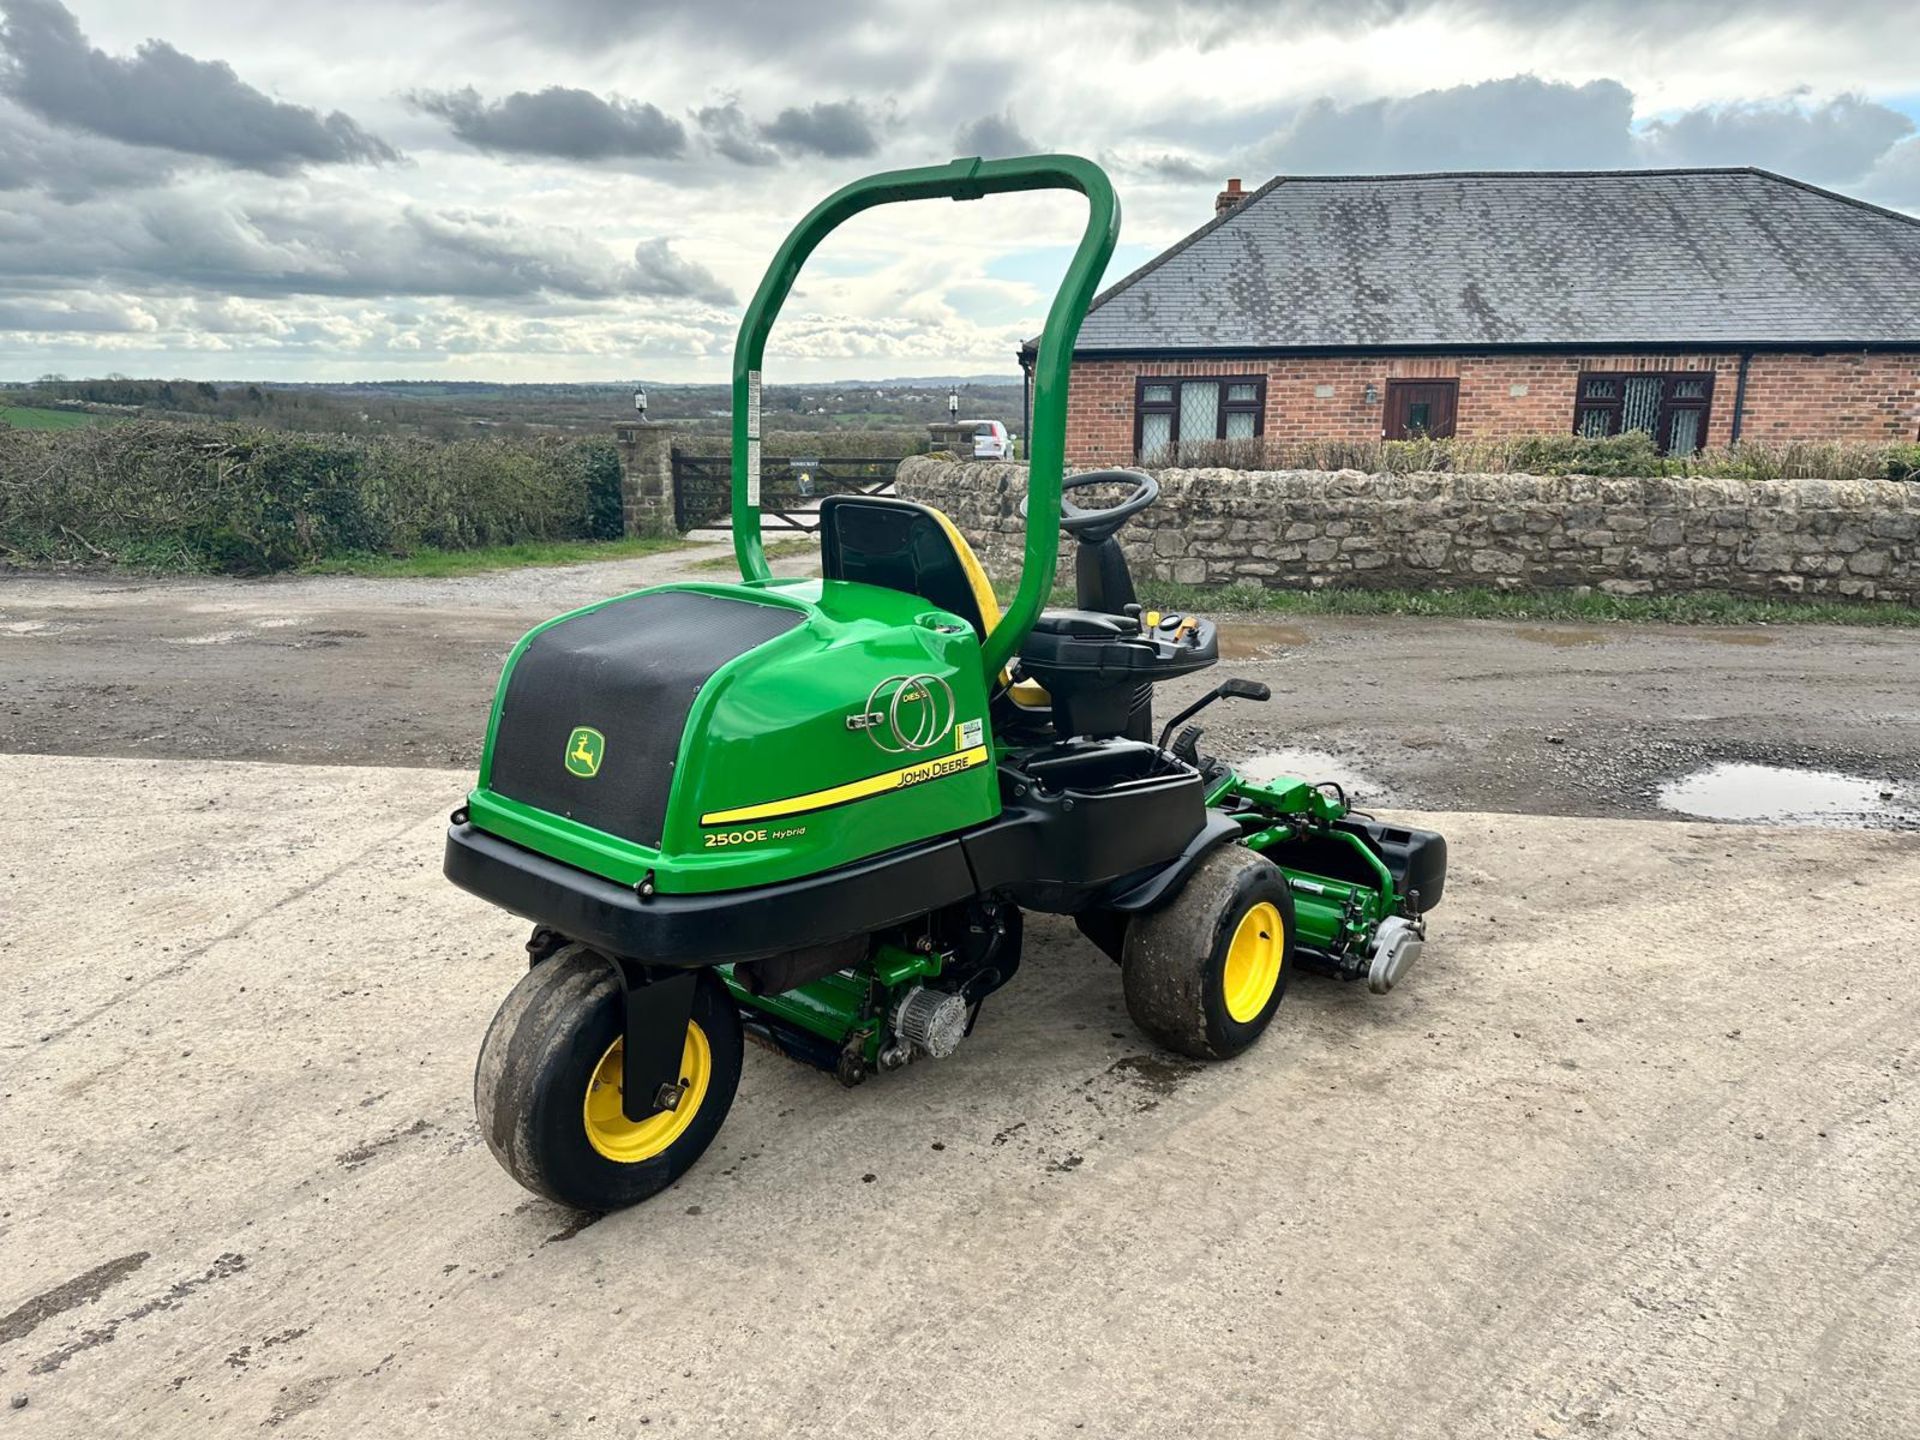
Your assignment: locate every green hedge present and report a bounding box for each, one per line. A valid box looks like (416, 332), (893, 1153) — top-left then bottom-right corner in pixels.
(0, 421), (624, 572)
(1167, 431), (1920, 483)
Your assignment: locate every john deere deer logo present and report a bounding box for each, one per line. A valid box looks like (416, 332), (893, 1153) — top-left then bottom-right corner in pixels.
(564, 726), (605, 778)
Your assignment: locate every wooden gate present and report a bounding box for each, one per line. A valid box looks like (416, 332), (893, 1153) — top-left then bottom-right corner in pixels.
(670, 450), (901, 532)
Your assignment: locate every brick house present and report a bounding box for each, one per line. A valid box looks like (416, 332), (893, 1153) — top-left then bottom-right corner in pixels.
(1020, 169), (1920, 468)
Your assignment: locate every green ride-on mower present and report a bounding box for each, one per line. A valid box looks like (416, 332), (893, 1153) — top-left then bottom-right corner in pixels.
(445, 154), (1448, 1211)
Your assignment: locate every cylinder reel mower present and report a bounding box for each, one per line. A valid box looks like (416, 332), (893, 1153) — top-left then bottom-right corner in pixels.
(445, 154), (1447, 1211)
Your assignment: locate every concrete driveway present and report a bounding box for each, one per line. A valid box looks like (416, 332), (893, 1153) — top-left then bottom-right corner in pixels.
(3, 753), (1916, 1437)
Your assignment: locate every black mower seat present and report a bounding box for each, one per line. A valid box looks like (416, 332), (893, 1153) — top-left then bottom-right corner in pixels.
(818, 494), (1002, 642)
(818, 494), (1052, 714)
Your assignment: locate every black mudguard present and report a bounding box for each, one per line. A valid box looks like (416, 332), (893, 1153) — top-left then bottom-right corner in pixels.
(1070, 811), (1242, 963)
(1104, 811), (1242, 914)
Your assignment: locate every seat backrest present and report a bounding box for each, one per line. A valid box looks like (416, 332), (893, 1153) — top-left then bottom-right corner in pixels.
(818, 495), (1002, 642)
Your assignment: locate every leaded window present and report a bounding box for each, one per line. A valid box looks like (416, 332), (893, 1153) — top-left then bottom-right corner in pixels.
(1573, 371), (1714, 456)
(1135, 376), (1266, 461)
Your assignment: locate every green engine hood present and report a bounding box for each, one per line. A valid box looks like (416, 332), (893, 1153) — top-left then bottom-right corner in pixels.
(467, 579), (1000, 895)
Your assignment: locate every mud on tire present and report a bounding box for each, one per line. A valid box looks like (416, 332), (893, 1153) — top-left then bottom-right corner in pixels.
(475, 944), (742, 1211)
(1121, 845), (1295, 1061)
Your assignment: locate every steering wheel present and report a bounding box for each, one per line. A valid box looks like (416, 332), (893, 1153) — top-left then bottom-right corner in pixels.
(1021, 468), (1160, 543)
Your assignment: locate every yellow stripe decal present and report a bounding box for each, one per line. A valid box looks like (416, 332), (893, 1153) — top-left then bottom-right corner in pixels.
(700, 745), (991, 826)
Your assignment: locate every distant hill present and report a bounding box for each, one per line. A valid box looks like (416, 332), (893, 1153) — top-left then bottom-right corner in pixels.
(0, 375), (1025, 440)
(303, 375), (1020, 391)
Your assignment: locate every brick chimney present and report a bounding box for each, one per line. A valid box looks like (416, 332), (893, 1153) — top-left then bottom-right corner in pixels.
(1214, 177), (1246, 217)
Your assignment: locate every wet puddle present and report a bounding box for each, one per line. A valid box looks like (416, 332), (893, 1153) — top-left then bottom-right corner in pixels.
(1234, 747), (1380, 799)
(1511, 625), (1778, 649)
(165, 630), (247, 646)
(1511, 625), (1610, 648)
(1217, 621), (1311, 659)
(1658, 762), (1913, 828)
(1107, 1054), (1200, 1097)
(3, 616), (102, 638)
(1691, 631), (1778, 647)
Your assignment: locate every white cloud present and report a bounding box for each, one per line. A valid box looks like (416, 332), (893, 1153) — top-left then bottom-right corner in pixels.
(1639, 93), (1913, 181)
(1241, 77), (1638, 174)
(0, 0), (395, 170)
(0, 0), (1910, 380)
(1862, 137), (1920, 208)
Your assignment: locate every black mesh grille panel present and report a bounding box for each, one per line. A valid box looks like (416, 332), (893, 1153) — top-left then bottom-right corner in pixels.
(488, 591), (802, 848)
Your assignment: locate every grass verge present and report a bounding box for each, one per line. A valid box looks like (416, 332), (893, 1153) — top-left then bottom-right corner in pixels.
(1132, 582), (1920, 628)
(300, 536), (687, 579)
(688, 538), (817, 571)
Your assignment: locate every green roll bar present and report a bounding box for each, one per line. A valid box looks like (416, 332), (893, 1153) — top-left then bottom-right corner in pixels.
(729, 153), (1119, 685)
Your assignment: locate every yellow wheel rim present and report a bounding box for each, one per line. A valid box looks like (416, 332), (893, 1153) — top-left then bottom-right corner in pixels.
(582, 1022), (711, 1164)
(1221, 901), (1284, 1023)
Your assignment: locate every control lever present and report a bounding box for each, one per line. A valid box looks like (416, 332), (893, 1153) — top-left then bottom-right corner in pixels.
(1171, 724), (1205, 766)
(1156, 677), (1271, 752)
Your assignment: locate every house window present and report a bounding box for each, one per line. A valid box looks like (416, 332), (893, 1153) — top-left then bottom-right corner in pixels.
(1135, 376), (1265, 461)
(1573, 372), (1713, 455)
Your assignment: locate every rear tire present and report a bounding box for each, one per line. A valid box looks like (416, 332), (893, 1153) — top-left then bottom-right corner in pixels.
(1121, 845), (1294, 1060)
(475, 945), (742, 1211)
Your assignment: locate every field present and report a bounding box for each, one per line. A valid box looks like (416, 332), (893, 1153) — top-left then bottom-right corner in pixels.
(0, 404), (114, 429)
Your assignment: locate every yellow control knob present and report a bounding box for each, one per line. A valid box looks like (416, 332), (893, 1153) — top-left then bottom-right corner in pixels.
(1144, 610), (1162, 628)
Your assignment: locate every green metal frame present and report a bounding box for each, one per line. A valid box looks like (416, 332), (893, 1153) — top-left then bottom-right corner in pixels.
(1207, 771), (1403, 962)
(718, 941), (943, 1067)
(705, 764), (1415, 1066)
(727, 153), (1120, 686)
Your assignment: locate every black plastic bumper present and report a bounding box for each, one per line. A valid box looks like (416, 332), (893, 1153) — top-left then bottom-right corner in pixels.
(447, 742), (1242, 964)
(444, 822), (979, 966)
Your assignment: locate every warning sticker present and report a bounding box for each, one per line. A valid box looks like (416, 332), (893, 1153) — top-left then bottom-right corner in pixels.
(746, 370), (762, 442)
(747, 439), (761, 507)
(955, 717), (983, 751)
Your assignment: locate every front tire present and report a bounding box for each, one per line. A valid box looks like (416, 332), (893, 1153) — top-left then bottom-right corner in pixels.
(1122, 846), (1295, 1060)
(475, 944), (742, 1211)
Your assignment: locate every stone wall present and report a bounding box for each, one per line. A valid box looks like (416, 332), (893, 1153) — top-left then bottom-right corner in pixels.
(895, 456), (1919, 603)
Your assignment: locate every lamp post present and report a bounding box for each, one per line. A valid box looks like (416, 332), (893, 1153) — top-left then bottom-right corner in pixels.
(633, 385), (648, 420)
(947, 387), (959, 423)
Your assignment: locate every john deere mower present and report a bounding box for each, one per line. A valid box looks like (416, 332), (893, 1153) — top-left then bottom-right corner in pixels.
(445, 155), (1447, 1211)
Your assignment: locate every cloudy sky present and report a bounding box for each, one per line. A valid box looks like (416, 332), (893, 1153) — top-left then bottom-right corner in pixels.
(0, 0), (1916, 383)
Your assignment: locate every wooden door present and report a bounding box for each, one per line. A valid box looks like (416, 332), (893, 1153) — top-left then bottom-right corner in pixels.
(1385, 380), (1458, 440)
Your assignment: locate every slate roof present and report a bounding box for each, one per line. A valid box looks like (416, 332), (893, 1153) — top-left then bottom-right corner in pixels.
(1063, 168), (1920, 354)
